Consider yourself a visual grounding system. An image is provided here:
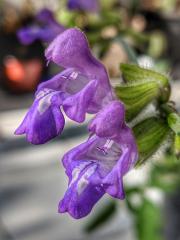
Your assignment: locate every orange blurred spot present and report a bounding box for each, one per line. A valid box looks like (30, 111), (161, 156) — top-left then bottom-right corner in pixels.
(4, 56), (43, 92)
(4, 57), (25, 83)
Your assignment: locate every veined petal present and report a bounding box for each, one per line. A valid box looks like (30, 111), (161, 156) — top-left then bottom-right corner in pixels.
(37, 68), (91, 96)
(103, 126), (138, 199)
(102, 146), (129, 199)
(37, 69), (102, 123)
(37, 68), (74, 93)
(117, 124), (138, 172)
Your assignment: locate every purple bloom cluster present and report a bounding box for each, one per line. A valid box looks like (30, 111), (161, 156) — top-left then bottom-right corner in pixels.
(68, 0), (99, 12)
(17, 8), (65, 45)
(15, 28), (138, 219)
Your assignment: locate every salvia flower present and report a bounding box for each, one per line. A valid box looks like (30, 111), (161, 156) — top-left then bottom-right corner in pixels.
(67, 0), (99, 12)
(15, 28), (113, 144)
(59, 101), (138, 218)
(17, 8), (65, 45)
(15, 28), (138, 219)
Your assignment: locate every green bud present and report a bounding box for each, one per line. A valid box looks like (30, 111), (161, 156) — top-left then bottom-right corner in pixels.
(115, 81), (160, 121)
(133, 117), (170, 166)
(120, 63), (169, 88)
(116, 64), (171, 120)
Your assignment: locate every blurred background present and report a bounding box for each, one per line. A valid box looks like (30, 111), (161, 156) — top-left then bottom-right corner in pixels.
(0, 0), (180, 240)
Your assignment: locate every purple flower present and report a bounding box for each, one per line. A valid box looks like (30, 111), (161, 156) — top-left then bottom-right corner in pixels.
(67, 0), (99, 12)
(45, 28), (113, 110)
(17, 8), (65, 45)
(15, 28), (113, 144)
(15, 88), (65, 144)
(15, 28), (138, 219)
(59, 101), (138, 218)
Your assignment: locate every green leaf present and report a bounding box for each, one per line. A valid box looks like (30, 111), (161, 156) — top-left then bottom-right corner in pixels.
(174, 133), (180, 158)
(168, 113), (180, 157)
(136, 198), (162, 240)
(133, 117), (170, 165)
(84, 201), (117, 233)
(120, 63), (169, 87)
(115, 81), (159, 121)
(148, 31), (167, 58)
(168, 113), (180, 134)
(125, 187), (142, 214)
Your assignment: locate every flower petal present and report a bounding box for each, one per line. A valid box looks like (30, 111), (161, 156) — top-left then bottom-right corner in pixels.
(37, 68), (74, 93)
(38, 26), (65, 42)
(68, 0), (99, 12)
(103, 125), (138, 199)
(88, 100), (125, 138)
(59, 124), (138, 217)
(17, 8), (65, 45)
(36, 8), (55, 23)
(45, 28), (113, 109)
(45, 28), (110, 86)
(63, 79), (98, 122)
(117, 123), (138, 172)
(15, 91), (65, 144)
(102, 124), (138, 199)
(102, 146), (129, 199)
(17, 27), (39, 45)
(59, 161), (104, 219)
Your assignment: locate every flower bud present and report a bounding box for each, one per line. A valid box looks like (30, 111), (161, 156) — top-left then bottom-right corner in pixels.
(120, 63), (169, 87)
(115, 81), (160, 121)
(121, 63), (171, 102)
(116, 64), (170, 121)
(133, 117), (170, 166)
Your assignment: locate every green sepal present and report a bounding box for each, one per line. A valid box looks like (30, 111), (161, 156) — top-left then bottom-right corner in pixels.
(120, 63), (169, 87)
(115, 81), (160, 121)
(133, 117), (170, 166)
